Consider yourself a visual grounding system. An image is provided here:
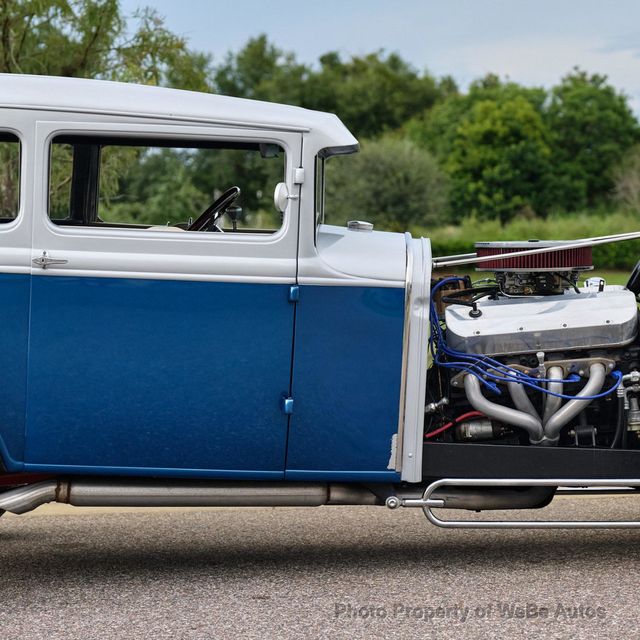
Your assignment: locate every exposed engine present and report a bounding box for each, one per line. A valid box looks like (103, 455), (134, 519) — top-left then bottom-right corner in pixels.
(426, 239), (640, 449)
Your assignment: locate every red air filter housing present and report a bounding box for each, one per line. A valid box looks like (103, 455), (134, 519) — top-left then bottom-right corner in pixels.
(475, 240), (593, 272)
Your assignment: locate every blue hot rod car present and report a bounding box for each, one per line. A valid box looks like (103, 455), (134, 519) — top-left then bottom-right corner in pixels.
(1, 74), (640, 529)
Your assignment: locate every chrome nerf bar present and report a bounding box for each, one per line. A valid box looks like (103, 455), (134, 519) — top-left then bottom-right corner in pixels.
(386, 478), (640, 529)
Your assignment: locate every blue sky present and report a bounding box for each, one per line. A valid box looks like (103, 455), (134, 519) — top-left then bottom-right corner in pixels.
(120, 0), (640, 112)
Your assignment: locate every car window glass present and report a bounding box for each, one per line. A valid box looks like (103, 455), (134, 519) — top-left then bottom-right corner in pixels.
(49, 136), (285, 234)
(0, 133), (20, 223)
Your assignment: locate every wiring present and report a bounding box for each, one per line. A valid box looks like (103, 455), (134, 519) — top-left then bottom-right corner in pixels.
(430, 277), (623, 401)
(425, 410), (484, 439)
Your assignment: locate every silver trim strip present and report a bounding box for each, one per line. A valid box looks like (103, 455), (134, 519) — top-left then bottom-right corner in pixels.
(395, 231), (414, 471)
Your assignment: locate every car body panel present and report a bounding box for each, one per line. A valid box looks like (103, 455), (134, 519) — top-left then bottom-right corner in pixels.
(0, 75), (428, 484)
(24, 276), (294, 476)
(285, 285), (405, 482)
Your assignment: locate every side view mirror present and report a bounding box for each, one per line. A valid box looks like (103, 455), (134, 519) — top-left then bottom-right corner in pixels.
(273, 182), (290, 213)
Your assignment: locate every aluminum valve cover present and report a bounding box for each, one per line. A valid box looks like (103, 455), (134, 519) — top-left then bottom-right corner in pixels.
(445, 285), (638, 356)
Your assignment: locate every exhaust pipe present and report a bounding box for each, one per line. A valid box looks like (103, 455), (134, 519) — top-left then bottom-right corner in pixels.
(0, 479), (382, 515)
(0, 481), (61, 515)
(464, 374), (546, 444)
(0, 479), (558, 515)
(544, 363), (606, 442)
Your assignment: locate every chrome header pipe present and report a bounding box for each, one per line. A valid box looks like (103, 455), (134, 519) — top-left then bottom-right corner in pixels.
(544, 363), (606, 442)
(543, 366), (564, 426)
(464, 374), (545, 444)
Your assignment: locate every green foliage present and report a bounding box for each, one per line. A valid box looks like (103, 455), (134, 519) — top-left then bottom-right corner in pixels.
(546, 69), (640, 209)
(1, 4), (639, 235)
(406, 71), (640, 225)
(613, 144), (640, 213)
(97, 146), (284, 230)
(0, 0), (212, 87)
(303, 51), (440, 138)
(405, 74), (547, 160)
(324, 138), (448, 231)
(446, 97), (553, 222)
(0, 141), (20, 218)
(213, 35), (309, 105)
(214, 36), (441, 138)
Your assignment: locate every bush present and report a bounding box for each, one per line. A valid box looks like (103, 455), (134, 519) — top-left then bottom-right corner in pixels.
(324, 138), (449, 231)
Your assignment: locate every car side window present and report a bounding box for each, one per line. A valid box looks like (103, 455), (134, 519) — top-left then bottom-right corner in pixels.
(48, 135), (285, 234)
(0, 133), (21, 223)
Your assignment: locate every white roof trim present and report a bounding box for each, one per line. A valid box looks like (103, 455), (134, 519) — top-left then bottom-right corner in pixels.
(0, 74), (358, 150)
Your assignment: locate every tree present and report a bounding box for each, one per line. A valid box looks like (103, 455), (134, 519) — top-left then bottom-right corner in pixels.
(324, 138), (448, 231)
(0, 0), (211, 89)
(446, 97), (553, 222)
(0, 138), (19, 217)
(546, 69), (640, 209)
(405, 74), (547, 161)
(613, 144), (640, 213)
(213, 34), (309, 105)
(1, 0), (214, 220)
(304, 50), (440, 138)
(214, 37), (442, 138)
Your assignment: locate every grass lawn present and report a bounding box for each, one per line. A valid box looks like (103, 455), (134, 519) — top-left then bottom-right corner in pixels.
(584, 269), (630, 286)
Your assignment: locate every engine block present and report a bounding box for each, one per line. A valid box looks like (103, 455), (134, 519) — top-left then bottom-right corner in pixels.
(445, 285), (638, 356)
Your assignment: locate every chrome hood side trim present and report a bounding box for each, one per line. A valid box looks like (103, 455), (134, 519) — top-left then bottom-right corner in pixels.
(399, 235), (432, 482)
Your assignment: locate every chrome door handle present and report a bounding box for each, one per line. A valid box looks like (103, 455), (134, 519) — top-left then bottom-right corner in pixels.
(32, 251), (68, 270)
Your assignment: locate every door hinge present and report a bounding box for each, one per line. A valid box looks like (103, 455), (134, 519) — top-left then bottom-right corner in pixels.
(293, 168), (305, 184)
(288, 285), (300, 302)
(281, 396), (294, 415)
(32, 251), (68, 270)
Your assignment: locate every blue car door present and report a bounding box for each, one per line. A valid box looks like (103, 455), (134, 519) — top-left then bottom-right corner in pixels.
(23, 122), (301, 479)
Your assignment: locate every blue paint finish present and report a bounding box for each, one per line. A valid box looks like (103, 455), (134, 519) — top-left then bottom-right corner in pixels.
(286, 469), (401, 482)
(0, 434), (24, 472)
(25, 276), (294, 475)
(23, 462), (283, 480)
(0, 273), (30, 469)
(286, 285), (405, 477)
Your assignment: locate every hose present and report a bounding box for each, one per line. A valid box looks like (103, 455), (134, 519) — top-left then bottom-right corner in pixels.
(610, 393), (626, 449)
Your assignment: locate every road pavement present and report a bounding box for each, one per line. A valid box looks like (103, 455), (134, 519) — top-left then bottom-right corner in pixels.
(1, 495), (640, 639)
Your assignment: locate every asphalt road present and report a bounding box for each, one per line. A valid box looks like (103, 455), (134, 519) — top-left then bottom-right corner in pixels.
(2, 496), (640, 640)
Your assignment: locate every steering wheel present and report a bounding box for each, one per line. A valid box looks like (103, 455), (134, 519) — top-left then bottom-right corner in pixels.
(187, 186), (241, 232)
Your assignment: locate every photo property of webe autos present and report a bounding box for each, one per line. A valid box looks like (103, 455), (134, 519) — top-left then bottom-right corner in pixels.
(2, 74), (640, 529)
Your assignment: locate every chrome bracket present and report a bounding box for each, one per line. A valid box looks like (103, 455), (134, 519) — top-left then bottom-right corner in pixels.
(32, 251), (68, 270)
(386, 478), (640, 528)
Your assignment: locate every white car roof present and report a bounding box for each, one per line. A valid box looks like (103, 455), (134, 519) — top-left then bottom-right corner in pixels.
(0, 74), (358, 151)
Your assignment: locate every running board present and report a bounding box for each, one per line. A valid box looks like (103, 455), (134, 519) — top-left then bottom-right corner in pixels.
(386, 478), (640, 529)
